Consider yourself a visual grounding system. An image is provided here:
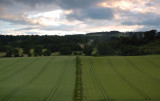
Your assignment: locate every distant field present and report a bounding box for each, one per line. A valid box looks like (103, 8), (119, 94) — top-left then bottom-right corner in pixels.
(0, 52), (5, 57)
(0, 56), (76, 101)
(81, 55), (160, 101)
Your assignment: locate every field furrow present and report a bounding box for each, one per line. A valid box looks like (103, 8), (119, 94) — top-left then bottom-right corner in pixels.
(142, 57), (160, 68)
(89, 58), (109, 101)
(0, 56), (76, 101)
(44, 62), (67, 101)
(0, 57), (53, 101)
(125, 57), (160, 82)
(50, 57), (76, 101)
(0, 58), (38, 82)
(81, 55), (160, 101)
(0, 58), (21, 73)
(106, 57), (151, 100)
(82, 57), (104, 101)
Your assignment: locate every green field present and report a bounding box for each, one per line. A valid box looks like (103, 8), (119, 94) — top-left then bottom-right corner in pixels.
(0, 55), (160, 101)
(0, 56), (76, 101)
(81, 55), (160, 101)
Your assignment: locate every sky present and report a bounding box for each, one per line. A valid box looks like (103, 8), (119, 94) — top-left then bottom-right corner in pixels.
(0, 0), (160, 35)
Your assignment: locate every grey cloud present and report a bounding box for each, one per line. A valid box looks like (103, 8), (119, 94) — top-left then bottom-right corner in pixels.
(1, 0), (160, 34)
(121, 12), (160, 26)
(15, 0), (56, 7)
(0, 0), (104, 9)
(0, 17), (28, 25)
(123, 19), (160, 26)
(56, 0), (104, 9)
(146, 0), (160, 6)
(137, 26), (160, 32)
(67, 7), (114, 21)
(0, 16), (37, 25)
(0, 0), (12, 5)
(141, 18), (160, 26)
(0, 0), (53, 6)
(0, 0), (109, 25)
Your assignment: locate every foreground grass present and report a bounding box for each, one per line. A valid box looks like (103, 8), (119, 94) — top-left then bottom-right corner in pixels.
(81, 55), (160, 101)
(0, 56), (76, 101)
(1, 55), (160, 101)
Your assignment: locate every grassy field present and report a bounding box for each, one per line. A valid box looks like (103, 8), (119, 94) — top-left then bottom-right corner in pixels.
(81, 55), (160, 101)
(0, 55), (160, 101)
(0, 56), (76, 101)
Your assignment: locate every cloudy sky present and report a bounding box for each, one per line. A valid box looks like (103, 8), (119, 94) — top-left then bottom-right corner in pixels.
(0, 0), (160, 35)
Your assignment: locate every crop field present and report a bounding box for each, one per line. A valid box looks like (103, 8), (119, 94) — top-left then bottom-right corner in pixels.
(81, 55), (160, 101)
(0, 55), (160, 101)
(0, 56), (76, 101)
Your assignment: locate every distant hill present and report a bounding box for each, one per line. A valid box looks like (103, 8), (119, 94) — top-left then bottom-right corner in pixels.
(86, 31), (145, 38)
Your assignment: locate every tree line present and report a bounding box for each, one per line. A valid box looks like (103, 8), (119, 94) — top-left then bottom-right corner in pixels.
(96, 30), (160, 56)
(0, 30), (160, 57)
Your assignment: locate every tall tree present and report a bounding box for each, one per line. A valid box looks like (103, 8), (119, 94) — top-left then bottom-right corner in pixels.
(143, 30), (156, 42)
(60, 47), (72, 55)
(97, 43), (113, 55)
(6, 49), (13, 57)
(14, 49), (20, 57)
(34, 46), (42, 56)
(83, 45), (93, 56)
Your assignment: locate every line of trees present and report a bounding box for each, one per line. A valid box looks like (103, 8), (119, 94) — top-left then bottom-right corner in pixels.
(96, 30), (160, 56)
(0, 30), (160, 57)
(6, 49), (21, 57)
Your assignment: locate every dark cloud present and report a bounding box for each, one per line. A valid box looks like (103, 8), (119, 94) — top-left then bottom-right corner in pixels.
(56, 0), (104, 9)
(67, 7), (114, 21)
(0, 0), (104, 9)
(0, 0), (12, 5)
(137, 26), (160, 32)
(0, 0), (110, 23)
(0, 14), (37, 25)
(0, 17), (29, 25)
(121, 12), (160, 26)
(141, 18), (160, 26)
(123, 18), (160, 26)
(15, 0), (56, 7)
(0, 0), (52, 6)
(0, 0), (114, 25)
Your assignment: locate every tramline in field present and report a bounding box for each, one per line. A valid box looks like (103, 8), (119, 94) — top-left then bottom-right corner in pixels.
(0, 56), (76, 101)
(0, 55), (160, 101)
(81, 55), (160, 101)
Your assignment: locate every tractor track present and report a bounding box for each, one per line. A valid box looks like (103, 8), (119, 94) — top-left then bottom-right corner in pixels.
(89, 58), (110, 101)
(106, 57), (151, 100)
(0, 57), (53, 101)
(141, 57), (160, 68)
(0, 59), (21, 73)
(125, 57), (160, 82)
(43, 62), (67, 101)
(0, 58), (39, 82)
